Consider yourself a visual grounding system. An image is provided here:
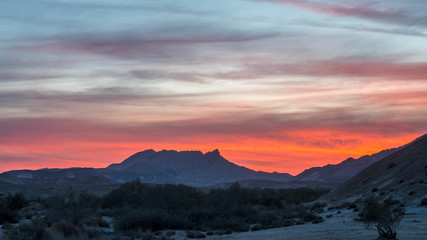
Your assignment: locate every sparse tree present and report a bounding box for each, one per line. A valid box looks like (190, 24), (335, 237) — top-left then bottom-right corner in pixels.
(359, 194), (404, 240)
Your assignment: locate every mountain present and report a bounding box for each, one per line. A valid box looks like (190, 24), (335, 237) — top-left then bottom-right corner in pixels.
(325, 134), (427, 204)
(1, 149), (292, 187)
(2, 135), (422, 190)
(106, 149), (293, 185)
(294, 148), (399, 182)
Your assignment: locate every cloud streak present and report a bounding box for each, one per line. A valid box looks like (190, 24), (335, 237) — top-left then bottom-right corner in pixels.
(13, 29), (279, 62)
(258, 0), (427, 27)
(1, 0), (426, 174)
(246, 59), (427, 80)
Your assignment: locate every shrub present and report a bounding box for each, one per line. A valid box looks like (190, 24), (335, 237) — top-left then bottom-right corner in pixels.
(310, 202), (327, 212)
(0, 193), (27, 224)
(359, 195), (404, 240)
(250, 224), (262, 231)
(186, 230), (206, 238)
(43, 191), (99, 225)
(24, 181), (329, 235)
(6, 217), (47, 240)
(52, 221), (78, 237)
(84, 217), (110, 228)
(114, 209), (189, 231)
(186, 231), (196, 238)
(0, 203), (18, 224)
(139, 230), (153, 240)
(6, 193), (27, 210)
(387, 162), (396, 169)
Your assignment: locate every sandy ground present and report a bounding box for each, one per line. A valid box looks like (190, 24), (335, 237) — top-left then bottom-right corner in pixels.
(206, 207), (427, 240)
(0, 207), (425, 239)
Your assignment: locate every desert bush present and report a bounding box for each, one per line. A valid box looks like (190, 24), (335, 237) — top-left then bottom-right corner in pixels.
(83, 217), (110, 228)
(0, 202), (18, 224)
(139, 230), (154, 240)
(2, 222), (13, 230)
(310, 201), (327, 212)
(104, 181), (327, 233)
(359, 194), (404, 240)
(212, 216), (250, 232)
(0, 193), (27, 224)
(43, 220), (89, 240)
(387, 162), (396, 169)
(43, 191), (100, 225)
(6, 193), (27, 210)
(250, 224), (262, 231)
(335, 201), (351, 209)
(21, 180), (327, 237)
(6, 217), (47, 240)
(186, 231), (206, 238)
(114, 209), (189, 231)
(301, 211), (323, 224)
(52, 220), (78, 237)
(384, 197), (400, 206)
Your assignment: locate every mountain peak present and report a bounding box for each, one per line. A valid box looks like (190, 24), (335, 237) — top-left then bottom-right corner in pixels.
(207, 149), (220, 155)
(139, 149), (156, 154)
(204, 149), (222, 160)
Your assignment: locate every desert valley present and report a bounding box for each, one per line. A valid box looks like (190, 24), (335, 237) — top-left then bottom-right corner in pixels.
(1, 0), (427, 239)
(0, 134), (426, 239)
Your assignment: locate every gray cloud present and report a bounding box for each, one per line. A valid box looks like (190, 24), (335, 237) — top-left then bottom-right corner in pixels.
(258, 0), (427, 27)
(13, 27), (279, 63)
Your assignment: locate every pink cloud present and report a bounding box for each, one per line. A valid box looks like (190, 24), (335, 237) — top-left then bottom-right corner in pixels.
(244, 59), (427, 80)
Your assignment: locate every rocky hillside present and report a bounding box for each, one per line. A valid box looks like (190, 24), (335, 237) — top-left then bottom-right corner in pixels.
(295, 148), (399, 182)
(325, 134), (427, 204)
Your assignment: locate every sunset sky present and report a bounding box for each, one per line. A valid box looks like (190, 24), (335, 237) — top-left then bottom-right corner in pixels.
(1, 0), (426, 175)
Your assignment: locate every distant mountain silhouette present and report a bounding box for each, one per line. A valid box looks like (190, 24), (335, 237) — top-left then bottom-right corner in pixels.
(1, 149), (292, 186)
(106, 149), (293, 185)
(2, 135), (423, 189)
(295, 148), (399, 182)
(325, 134), (427, 203)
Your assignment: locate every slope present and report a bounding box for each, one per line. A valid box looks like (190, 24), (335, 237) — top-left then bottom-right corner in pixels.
(326, 134), (427, 204)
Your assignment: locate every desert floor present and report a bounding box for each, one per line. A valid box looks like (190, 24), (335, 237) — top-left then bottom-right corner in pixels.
(205, 207), (427, 240)
(0, 207), (425, 240)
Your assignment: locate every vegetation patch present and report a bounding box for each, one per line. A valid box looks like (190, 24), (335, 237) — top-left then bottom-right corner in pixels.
(2, 181), (330, 239)
(359, 195), (404, 240)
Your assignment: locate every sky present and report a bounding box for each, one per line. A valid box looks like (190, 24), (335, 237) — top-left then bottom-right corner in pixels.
(1, 0), (427, 175)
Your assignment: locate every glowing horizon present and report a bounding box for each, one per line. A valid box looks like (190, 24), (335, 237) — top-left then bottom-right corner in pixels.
(1, 0), (426, 176)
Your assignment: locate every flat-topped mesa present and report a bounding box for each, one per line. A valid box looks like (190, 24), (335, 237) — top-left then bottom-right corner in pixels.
(107, 149), (221, 170)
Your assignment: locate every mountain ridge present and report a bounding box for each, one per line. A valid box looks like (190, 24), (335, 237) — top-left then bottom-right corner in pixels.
(294, 148), (399, 182)
(1, 149), (293, 186)
(0, 137), (416, 188)
(324, 133), (427, 203)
